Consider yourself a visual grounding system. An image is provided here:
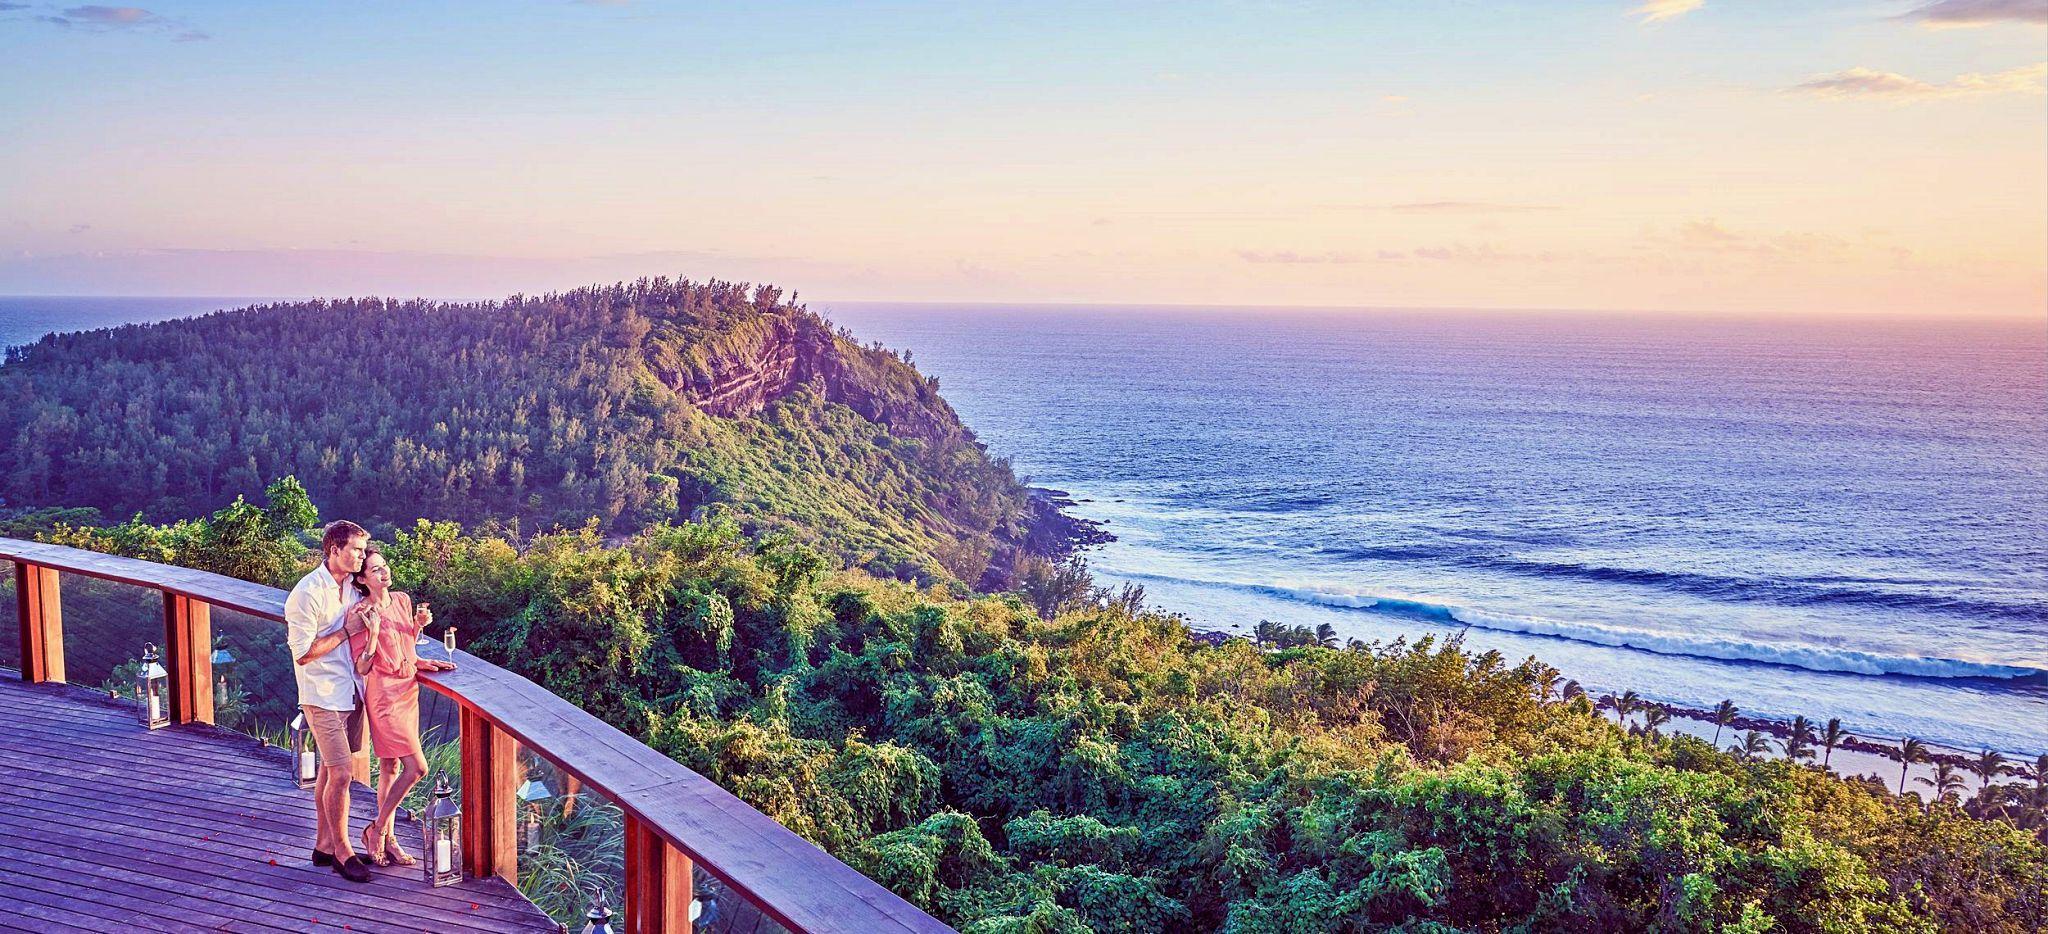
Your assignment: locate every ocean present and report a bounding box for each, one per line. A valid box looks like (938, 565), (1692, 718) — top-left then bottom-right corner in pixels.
(818, 302), (2048, 759)
(6, 296), (2046, 757)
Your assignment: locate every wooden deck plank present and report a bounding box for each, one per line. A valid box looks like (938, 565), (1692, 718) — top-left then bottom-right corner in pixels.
(0, 677), (555, 932)
(0, 802), (545, 924)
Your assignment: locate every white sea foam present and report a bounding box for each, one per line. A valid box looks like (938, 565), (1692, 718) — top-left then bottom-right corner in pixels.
(1168, 574), (2048, 681)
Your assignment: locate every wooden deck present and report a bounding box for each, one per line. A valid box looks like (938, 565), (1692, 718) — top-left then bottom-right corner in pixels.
(0, 676), (558, 933)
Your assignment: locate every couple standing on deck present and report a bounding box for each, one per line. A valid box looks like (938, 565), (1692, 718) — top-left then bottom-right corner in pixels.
(284, 520), (456, 883)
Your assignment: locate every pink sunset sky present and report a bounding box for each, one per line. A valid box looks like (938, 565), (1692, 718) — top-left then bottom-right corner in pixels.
(1, 0), (2043, 317)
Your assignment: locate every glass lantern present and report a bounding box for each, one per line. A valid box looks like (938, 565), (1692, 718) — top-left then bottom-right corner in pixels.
(422, 772), (463, 887)
(136, 643), (170, 730)
(287, 712), (317, 788)
(581, 886), (614, 934)
(517, 777), (552, 852)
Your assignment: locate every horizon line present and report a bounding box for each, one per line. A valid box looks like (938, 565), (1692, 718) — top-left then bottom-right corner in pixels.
(4, 292), (2043, 325)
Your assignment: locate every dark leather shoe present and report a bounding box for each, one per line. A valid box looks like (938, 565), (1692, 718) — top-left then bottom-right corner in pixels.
(312, 849), (335, 867)
(335, 855), (373, 883)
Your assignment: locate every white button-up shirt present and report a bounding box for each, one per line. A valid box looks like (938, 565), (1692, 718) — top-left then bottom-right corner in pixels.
(285, 564), (364, 710)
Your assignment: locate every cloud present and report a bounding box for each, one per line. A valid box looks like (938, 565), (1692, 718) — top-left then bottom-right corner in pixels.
(1237, 250), (1363, 264)
(1406, 244), (1564, 265)
(1898, 0), (2048, 27)
(1789, 63), (2047, 99)
(1631, 0), (1704, 24)
(1242, 244), (1567, 266)
(1386, 201), (1563, 214)
(0, 2), (29, 10)
(1678, 219), (1741, 246)
(1660, 219), (1854, 259)
(30, 5), (207, 37)
(66, 5), (153, 23)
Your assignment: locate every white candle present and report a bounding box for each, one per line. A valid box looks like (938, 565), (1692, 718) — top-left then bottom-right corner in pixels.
(299, 750), (316, 781)
(147, 694), (159, 722)
(435, 837), (451, 874)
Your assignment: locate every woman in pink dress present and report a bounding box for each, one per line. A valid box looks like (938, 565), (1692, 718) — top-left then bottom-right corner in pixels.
(348, 544), (455, 866)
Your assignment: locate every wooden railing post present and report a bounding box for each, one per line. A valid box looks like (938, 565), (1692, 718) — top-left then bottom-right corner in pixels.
(460, 705), (518, 883)
(625, 817), (693, 934)
(161, 593), (213, 724)
(14, 562), (64, 684)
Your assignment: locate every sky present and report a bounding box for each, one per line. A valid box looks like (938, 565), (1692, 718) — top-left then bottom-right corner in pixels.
(0, 1), (2043, 317)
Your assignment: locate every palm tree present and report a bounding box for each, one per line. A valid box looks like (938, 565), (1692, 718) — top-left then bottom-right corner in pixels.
(2030, 753), (2048, 815)
(1253, 619), (1276, 646)
(1734, 730), (1771, 761)
(1781, 716), (1817, 762)
(1314, 622), (1339, 648)
(1641, 707), (1671, 739)
(1820, 718), (1850, 770)
(1615, 690), (1640, 730)
(1917, 762), (1965, 806)
(1898, 737), (1928, 795)
(1969, 749), (2007, 792)
(1561, 679), (1586, 703)
(1710, 700), (1738, 748)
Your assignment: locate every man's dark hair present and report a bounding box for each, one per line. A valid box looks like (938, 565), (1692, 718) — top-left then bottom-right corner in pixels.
(321, 520), (368, 557)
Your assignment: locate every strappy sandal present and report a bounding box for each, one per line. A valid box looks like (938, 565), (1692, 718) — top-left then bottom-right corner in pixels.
(361, 826), (388, 867)
(383, 831), (417, 866)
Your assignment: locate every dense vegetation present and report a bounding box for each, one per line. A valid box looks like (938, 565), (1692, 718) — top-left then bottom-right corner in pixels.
(0, 279), (1040, 586)
(20, 485), (2047, 933)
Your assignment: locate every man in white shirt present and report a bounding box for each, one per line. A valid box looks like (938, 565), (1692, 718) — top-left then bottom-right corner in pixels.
(285, 519), (374, 883)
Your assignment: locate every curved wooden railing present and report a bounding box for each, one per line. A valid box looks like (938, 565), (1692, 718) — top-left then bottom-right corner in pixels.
(3, 537), (953, 934)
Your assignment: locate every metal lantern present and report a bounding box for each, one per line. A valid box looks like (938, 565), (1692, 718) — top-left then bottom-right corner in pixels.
(518, 777), (553, 852)
(135, 643), (170, 730)
(423, 772), (464, 887)
(581, 887), (614, 934)
(288, 712), (317, 788)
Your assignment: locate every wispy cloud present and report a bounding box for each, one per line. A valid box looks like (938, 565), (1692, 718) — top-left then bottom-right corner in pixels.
(1898, 0), (2048, 28)
(1661, 219), (1854, 259)
(1386, 201), (1563, 214)
(0, 2), (30, 11)
(1237, 250), (1362, 265)
(30, 5), (206, 38)
(1631, 0), (1704, 24)
(1406, 244), (1564, 265)
(1242, 244), (1566, 266)
(1790, 63), (2047, 99)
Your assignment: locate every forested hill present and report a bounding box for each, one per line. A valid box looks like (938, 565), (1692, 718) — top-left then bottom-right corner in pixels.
(0, 278), (1051, 586)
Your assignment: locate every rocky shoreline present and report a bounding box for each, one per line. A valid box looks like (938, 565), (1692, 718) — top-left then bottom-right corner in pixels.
(1024, 487), (1115, 558)
(977, 487), (1115, 590)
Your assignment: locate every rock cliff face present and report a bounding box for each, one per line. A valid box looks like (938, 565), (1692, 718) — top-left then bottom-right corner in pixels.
(661, 311), (965, 450)
(679, 318), (805, 418)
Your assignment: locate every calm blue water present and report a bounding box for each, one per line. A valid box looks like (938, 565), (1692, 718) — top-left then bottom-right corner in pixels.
(8, 297), (2047, 755)
(0, 296), (277, 352)
(820, 303), (2048, 757)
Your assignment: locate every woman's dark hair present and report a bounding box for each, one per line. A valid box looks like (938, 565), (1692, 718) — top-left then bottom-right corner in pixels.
(350, 543), (386, 597)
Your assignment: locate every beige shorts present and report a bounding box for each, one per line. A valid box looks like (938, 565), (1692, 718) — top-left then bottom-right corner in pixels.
(301, 701), (365, 768)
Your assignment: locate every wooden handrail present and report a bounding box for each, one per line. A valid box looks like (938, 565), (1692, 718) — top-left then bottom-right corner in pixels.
(1, 537), (953, 934)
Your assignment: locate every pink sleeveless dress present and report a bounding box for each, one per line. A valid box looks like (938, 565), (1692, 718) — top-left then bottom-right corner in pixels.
(348, 592), (423, 759)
